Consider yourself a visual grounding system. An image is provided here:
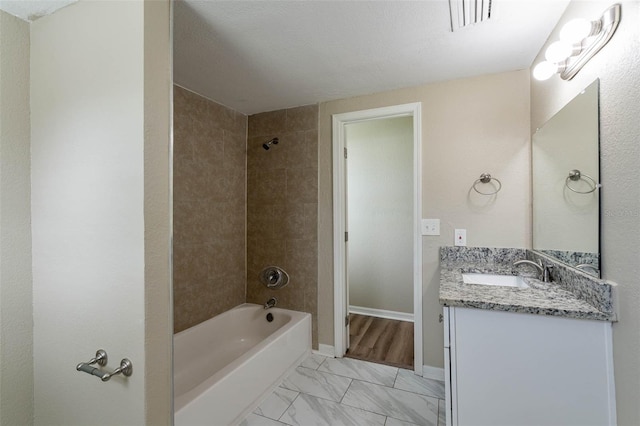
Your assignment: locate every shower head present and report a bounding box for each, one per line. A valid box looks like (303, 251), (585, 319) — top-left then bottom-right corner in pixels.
(262, 137), (279, 150)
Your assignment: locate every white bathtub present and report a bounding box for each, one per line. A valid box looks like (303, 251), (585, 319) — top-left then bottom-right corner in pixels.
(174, 303), (311, 426)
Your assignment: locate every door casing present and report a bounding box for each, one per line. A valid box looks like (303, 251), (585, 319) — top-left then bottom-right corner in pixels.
(332, 102), (423, 375)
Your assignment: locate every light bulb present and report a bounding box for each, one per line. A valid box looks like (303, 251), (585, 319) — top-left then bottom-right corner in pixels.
(545, 41), (574, 63)
(533, 61), (558, 81)
(560, 18), (595, 43)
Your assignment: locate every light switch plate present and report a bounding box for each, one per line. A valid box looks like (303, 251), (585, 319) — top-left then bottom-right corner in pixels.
(454, 229), (467, 246)
(421, 219), (440, 235)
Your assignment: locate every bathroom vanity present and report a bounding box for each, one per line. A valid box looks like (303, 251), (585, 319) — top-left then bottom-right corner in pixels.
(439, 247), (616, 426)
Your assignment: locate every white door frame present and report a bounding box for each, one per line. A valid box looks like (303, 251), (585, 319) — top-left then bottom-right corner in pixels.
(332, 102), (423, 375)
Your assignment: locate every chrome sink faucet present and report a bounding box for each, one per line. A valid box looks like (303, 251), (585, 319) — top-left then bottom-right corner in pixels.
(264, 297), (277, 309)
(514, 259), (553, 282)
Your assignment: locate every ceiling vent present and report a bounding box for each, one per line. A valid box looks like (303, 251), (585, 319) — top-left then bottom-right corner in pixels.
(449, 0), (493, 31)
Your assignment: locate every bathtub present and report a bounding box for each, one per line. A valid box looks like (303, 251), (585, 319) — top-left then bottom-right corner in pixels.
(174, 303), (311, 426)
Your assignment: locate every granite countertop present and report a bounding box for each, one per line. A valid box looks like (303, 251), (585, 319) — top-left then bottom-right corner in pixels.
(440, 267), (614, 321)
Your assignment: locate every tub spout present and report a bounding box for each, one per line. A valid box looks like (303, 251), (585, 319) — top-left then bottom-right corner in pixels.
(264, 297), (277, 309)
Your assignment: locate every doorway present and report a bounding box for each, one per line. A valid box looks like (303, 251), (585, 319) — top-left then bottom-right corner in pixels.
(332, 103), (423, 375)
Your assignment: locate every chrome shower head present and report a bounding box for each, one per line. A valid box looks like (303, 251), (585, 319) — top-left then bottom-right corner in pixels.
(262, 137), (279, 150)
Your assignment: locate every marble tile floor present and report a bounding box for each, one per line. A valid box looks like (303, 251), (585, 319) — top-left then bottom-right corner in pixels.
(240, 354), (446, 426)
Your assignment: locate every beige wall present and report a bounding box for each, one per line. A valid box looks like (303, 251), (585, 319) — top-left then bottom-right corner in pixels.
(319, 70), (531, 367)
(173, 86), (247, 333)
(0, 10), (34, 426)
(30, 1), (172, 423)
(530, 1), (640, 423)
(246, 105), (319, 348)
(143, 0), (173, 422)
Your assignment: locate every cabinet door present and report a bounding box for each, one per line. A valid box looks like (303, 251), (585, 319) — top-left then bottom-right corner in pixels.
(452, 308), (615, 426)
(443, 307), (453, 426)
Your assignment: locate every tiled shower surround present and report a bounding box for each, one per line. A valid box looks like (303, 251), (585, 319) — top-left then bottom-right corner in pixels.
(173, 85), (319, 346)
(246, 106), (319, 348)
(173, 86), (248, 333)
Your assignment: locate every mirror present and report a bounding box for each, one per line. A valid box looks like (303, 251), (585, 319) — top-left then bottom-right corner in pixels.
(532, 80), (600, 276)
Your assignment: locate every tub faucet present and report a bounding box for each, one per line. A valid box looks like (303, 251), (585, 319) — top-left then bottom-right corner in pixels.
(514, 259), (553, 282)
(264, 297), (277, 309)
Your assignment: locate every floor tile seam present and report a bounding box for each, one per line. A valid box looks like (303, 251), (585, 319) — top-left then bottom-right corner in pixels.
(251, 413), (289, 426)
(339, 398), (402, 423)
(333, 356), (400, 371)
(350, 378), (442, 407)
(284, 377), (353, 404)
(391, 382), (445, 400)
(345, 354), (412, 371)
(292, 390), (387, 425)
(337, 377), (355, 404)
(321, 358), (399, 385)
(316, 368), (396, 388)
(276, 391), (302, 425)
(314, 355), (328, 370)
(340, 395), (433, 426)
(296, 364), (359, 390)
(392, 387), (446, 400)
(383, 414), (423, 426)
(397, 371), (446, 387)
(392, 367), (400, 389)
(339, 379), (387, 416)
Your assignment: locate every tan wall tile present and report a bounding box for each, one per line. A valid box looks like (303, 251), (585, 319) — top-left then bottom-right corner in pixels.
(174, 85), (318, 345)
(173, 85), (247, 332)
(249, 109), (287, 136)
(286, 105), (319, 132)
(247, 105), (319, 347)
(287, 167), (318, 203)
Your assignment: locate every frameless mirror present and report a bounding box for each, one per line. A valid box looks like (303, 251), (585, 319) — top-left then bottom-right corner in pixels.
(532, 79), (600, 276)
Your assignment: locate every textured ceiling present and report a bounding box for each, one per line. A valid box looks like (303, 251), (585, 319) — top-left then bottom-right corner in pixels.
(174, 0), (571, 115)
(0, 0), (77, 21)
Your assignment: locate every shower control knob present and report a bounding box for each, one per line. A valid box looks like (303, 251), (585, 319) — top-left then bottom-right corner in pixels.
(259, 266), (290, 289)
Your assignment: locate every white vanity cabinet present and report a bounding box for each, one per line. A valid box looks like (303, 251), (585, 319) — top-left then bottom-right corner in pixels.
(443, 306), (616, 426)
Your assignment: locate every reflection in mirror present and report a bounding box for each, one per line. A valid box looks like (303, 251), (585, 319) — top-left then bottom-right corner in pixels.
(532, 80), (600, 276)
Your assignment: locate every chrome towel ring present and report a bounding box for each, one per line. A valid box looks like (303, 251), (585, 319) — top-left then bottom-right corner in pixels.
(472, 173), (502, 195)
(565, 169), (599, 194)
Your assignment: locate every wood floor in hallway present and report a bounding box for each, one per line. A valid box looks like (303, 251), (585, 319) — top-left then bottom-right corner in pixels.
(345, 313), (414, 370)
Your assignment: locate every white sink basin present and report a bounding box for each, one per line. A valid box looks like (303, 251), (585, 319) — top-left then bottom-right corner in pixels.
(462, 273), (529, 289)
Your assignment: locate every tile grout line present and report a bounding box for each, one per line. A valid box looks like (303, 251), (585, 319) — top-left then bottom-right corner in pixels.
(339, 379), (396, 423)
(318, 358), (400, 388)
(392, 367), (400, 388)
(337, 377), (354, 404)
(310, 357), (445, 400)
(340, 379), (426, 426)
(246, 356), (443, 426)
(277, 391), (301, 424)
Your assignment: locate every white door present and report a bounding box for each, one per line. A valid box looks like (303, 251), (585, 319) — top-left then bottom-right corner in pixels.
(344, 148), (351, 352)
(29, 2), (172, 424)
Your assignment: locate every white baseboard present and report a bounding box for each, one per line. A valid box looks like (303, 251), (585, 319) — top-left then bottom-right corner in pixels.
(422, 365), (445, 381)
(314, 344), (335, 358)
(349, 305), (414, 322)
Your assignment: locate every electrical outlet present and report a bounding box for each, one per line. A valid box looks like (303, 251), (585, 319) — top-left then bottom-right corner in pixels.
(421, 219), (440, 235)
(454, 229), (467, 246)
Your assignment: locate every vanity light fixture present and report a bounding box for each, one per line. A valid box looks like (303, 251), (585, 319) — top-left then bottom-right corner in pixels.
(533, 3), (621, 81)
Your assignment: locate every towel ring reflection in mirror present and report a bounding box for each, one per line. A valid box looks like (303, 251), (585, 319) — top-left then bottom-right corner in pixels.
(565, 169), (599, 194)
(472, 173), (502, 195)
